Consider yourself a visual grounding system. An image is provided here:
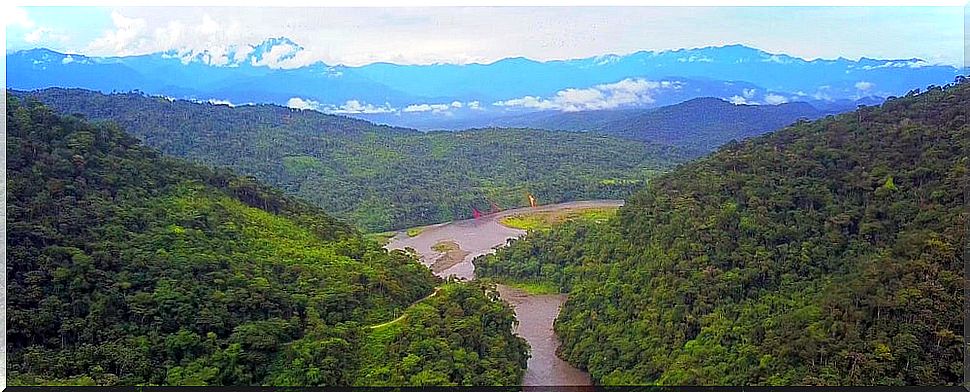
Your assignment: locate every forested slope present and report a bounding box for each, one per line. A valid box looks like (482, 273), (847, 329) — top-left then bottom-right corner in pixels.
(6, 98), (526, 386)
(476, 80), (969, 385)
(355, 282), (529, 386)
(597, 97), (823, 153)
(486, 97), (825, 156)
(12, 88), (682, 231)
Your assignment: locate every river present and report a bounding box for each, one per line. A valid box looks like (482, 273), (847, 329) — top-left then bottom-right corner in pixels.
(384, 200), (624, 386)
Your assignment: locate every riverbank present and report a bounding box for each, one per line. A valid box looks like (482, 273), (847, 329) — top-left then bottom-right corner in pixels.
(383, 200), (623, 386)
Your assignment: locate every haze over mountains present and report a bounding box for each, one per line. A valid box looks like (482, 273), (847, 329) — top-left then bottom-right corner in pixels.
(7, 39), (964, 129)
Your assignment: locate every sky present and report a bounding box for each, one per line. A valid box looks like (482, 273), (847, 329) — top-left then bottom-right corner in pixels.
(4, 6), (967, 67)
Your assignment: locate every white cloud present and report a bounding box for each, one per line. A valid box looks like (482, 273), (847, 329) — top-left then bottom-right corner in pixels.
(811, 85), (834, 101)
(287, 97), (396, 114)
(493, 96), (556, 110)
(861, 60), (930, 70)
(728, 95), (748, 105)
(85, 11), (317, 69)
(494, 78), (679, 112)
(87, 11), (150, 55)
(762, 54), (794, 64)
(62, 55), (74, 64)
(23, 27), (69, 45)
(403, 103), (452, 114)
(24, 28), (47, 44)
(763, 93), (789, 105)
(331, 100), (396, 114)
(286, 97), (320, 110)
(854, 81), (874, 91)
(677, 55), (713, 63)
(593, 54), (621, 66)
(250, 40), (306, 68)
(742, 88), (757, 99)
(207, 99), (234, 107)
(397, 100), (486, 115)
(232, 45), (255, 64)
(5, 6), (35, 29)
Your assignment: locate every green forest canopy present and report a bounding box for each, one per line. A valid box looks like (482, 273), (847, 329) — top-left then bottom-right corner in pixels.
(6, 97), (527, 386)
(11, 88), (684, 231)
(475, 80), (969, 385)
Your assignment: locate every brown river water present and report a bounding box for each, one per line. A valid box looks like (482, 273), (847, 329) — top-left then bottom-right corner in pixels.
(385, 200), (623, 386)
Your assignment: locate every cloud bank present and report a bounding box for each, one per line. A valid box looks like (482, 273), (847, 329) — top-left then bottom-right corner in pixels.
(288, 97), (481, 116)
(494, 78), (681, 112)
(287, 98), (396, 114)
(763, 93), (789, 105)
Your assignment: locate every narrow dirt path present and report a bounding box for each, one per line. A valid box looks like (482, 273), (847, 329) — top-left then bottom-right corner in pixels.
(367, 286), (441, 329)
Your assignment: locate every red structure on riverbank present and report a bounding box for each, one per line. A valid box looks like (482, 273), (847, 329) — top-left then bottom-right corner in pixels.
(472, 200), (503, 219)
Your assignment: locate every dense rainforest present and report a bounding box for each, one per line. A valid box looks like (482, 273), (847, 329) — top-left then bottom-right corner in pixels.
(355, 282), (529, 386)
(476, 79), (969, 385)
(11, 88), (683, 231)
(6, 97), (527, 386)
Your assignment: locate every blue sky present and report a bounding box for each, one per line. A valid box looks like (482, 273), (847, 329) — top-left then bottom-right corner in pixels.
(4, 6), (967, 67)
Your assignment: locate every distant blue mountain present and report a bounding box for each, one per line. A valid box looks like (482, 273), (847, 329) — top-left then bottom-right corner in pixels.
(345, 44), (961, 103)
(7, 39), (965, 129)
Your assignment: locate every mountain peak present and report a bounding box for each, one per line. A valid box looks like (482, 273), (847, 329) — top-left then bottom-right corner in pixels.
(152, 37), (311, 68)
(245, 37), (307, 67)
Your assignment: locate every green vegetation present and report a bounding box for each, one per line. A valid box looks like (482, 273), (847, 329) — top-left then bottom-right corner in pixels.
(356, 282), (529, 386)
(599, 178), (641, 186)
(6, 98), (527, 386)
(282, 155), (329, 176)
(431, 241), (458, 252)
(13, 88), (683, 231)
(364, 231), (398, 246)
(494, 280), (561, 295)
(407, 227), (426, 237)
(476, 81), (969, 385)
(499, 207), (618, 231)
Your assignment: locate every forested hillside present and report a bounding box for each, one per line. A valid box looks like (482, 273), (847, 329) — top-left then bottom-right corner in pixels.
(12, 88), (682, 231)
(490, 97), (826, 156)
(355, 282), (529, 386)
(6, 98), (527, 386)
(476, 80), (969, 385)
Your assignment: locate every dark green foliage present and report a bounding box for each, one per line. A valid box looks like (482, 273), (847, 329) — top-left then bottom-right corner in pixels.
(12, 88), (683, 231)
(355, 282), (529, 386)
(6, 98), (526, 386)
(476, 81), (969, 385)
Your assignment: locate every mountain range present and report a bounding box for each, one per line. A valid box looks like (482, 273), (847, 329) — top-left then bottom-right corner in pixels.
(7, 39), (965, 129)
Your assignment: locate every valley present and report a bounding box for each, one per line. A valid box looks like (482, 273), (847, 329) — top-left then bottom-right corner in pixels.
(385, 200), (623, 386)
(11, 88), (680, 231)
(8, 80), (968, 387)
(7, 9), (968, 386)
